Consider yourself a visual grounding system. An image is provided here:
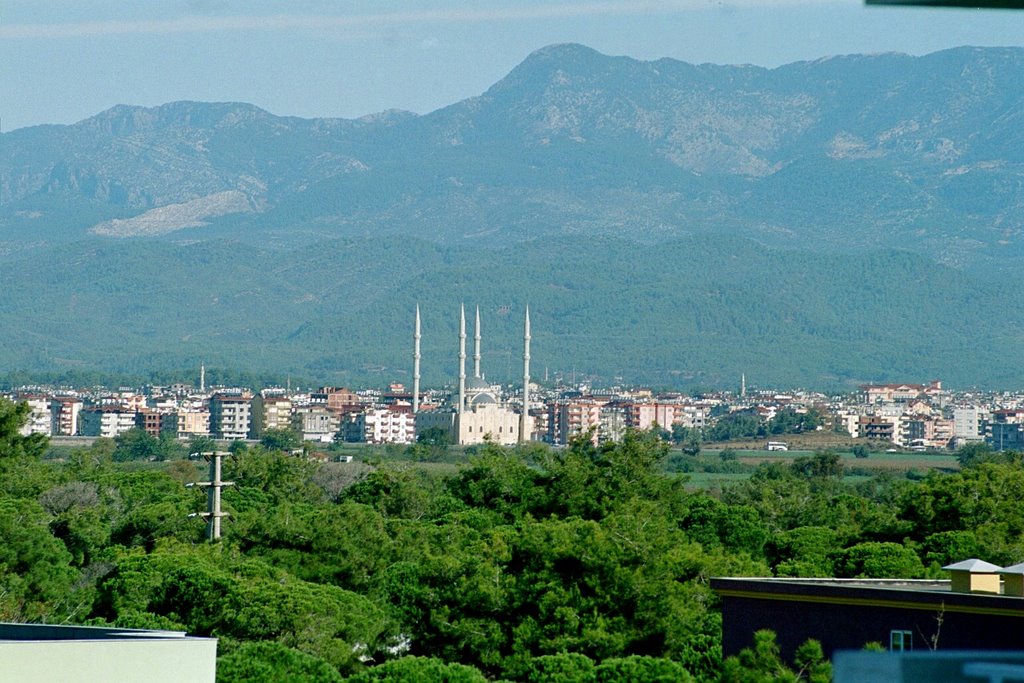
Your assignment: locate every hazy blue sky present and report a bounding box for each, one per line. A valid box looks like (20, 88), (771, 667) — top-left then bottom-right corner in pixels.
(3, 0), (1023, 131)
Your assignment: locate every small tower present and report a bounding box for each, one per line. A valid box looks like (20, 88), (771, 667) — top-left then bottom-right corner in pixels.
(200, 363), (206, 393)
(519, 305), (531, 443)
(413, 304), (421, 414)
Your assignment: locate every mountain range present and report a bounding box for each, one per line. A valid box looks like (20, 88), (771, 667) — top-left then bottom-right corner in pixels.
(2, 44), (1024, 389)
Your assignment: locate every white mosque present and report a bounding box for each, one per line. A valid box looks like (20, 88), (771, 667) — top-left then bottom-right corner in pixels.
(413, 304), (533, 446)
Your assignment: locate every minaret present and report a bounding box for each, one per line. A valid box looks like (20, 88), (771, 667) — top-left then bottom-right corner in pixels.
(519, 305), (531, 443)
(458, 304), (466, 414)
(200, 363), (205, 393)
(474, 305), (482, 379)
(741, 373), (747, 398)
(413, 304), (421, 414)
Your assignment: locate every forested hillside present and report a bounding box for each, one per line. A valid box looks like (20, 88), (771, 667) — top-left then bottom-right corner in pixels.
(3, 45), (1024, 388)
(1, 234), (1020, 389)
(3, 397), (1022, 681)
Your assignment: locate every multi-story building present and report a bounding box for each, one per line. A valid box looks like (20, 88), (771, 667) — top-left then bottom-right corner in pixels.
(311, 387), (362, 415)
(208, 393), (252, 440)
(345, 408), (416, 444)
(16, 396), (52, 437)
(50, 398), (83, 436)
(621, 402), (678, 431)
(599, 403), (628, 444)
(953, 406), (989, 446)
(550, 400), (603, 445)
(858, 415), (896, 442)
(78, 407), (138, 439)
(860, 380), (943, 404)
(177, 410), (211, 438)
(292, 406), (339, 444)
(832, 410), (861, 438)
(675, 405), (709, 430)
(249, 394), (293, 438)
(134, 409), (178, 439)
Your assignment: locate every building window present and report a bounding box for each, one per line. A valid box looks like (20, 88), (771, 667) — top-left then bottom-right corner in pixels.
(890, 630), (912, 652)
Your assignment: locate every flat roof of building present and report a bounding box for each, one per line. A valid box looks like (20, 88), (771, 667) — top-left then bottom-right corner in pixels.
(712, 577), (1024, 617)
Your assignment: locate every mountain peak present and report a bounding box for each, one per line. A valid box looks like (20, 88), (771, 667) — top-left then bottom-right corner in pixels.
(78, 101), (274, 137)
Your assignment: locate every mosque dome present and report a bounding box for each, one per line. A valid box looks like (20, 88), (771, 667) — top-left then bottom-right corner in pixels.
(466, 377), (491, 391)
(470, 392), (498, 406)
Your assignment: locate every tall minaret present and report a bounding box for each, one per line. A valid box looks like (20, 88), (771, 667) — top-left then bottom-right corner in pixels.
(458, 304), (466, 414)
(519, 305), (531, 443)
(474, 305), (482, 379)
(413, 304), (421, 414)
(200, 363), (206, 393)
(741, 373), (747, 398)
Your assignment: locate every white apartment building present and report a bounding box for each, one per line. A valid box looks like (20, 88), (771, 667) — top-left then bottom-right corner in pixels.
(78, 408), (138, 439)
(953, 406), (989, 445)
(18, 397), (52, 437)
(345, 409), (416, 445)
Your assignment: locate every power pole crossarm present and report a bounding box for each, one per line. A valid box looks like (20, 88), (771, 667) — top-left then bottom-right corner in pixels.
(187, 450), (235, 541)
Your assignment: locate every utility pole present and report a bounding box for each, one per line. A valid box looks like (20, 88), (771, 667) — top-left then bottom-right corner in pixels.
(187, 451), (234, 541)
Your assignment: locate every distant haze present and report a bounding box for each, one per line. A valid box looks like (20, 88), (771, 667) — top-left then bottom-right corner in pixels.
(3, 0), (1024, 131)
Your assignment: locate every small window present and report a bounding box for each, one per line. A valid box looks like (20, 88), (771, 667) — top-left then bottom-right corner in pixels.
(890, 630), (912, 652)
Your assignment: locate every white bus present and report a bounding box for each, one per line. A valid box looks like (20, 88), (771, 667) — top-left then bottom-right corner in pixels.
(766, 441), (789, 452)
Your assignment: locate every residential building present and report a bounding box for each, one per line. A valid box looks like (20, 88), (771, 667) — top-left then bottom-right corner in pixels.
(208, 393), (252, 440)
(134, 409), (178, 439)
(16, 396), (52, 437)
(859, 415), (896, 442)
(292, 405), (339, 444)
(51, 398), (83, 436)
(953, 406), (988, 445)
(345, 408), (416, 444)
(311, 387), (362, 415)
(249, 394), (293, 438)
(78, 408), (138, 439)
(177, 409), (210, 438)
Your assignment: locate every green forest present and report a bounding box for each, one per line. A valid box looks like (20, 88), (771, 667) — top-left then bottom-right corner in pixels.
(2, 233), (1023, 391)
(1, 397), (1020, 682)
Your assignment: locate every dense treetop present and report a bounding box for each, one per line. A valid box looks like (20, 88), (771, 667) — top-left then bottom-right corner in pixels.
(0, 395), (1017, 681)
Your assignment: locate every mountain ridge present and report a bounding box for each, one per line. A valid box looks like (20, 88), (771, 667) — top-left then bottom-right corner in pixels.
(3, 44), (1024, 387)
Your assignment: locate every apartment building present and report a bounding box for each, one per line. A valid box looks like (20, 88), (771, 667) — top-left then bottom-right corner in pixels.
(550, 400), (603, 445)
(208, 393), (252, 440)
(249, 394), (293, 438)
(51, 398), (83, 436)
(78, 407), (138, 439)
(292, 405), (339, 444)
(345, 408), (415, 444)
(16, 396), (52, 437)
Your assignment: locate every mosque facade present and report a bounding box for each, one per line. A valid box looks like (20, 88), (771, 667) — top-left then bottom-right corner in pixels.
(413, 304), (533, 447)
